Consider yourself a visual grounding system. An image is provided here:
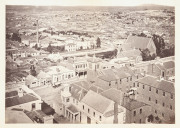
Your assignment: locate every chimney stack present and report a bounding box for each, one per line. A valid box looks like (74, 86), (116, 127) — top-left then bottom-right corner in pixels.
(113, 102), (118, 124)
(36, 19), (39, 45)
(18, 88), (23, 97)
(43, 115), (54, 124)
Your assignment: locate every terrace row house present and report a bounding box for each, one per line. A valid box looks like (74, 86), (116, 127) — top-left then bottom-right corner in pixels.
(60, 83), (126, 124)
(25, 71), (51, 88)
(133, 75), (175, 123)
(5, 85), (42, 112)
(47, 65), (76, 86)
(147, 60), (175, 80)
(97, 66), (142, 93)
(60, 82), (153, 124)
(67, 57), (88, 79)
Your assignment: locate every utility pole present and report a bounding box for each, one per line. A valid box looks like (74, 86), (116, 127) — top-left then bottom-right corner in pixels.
(36, 19), (39, 45)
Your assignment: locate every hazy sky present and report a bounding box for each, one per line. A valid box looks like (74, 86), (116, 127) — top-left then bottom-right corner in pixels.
(5, 0), (175, 6)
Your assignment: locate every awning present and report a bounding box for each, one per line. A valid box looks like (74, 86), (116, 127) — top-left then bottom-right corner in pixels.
(66, 105), (79, 114)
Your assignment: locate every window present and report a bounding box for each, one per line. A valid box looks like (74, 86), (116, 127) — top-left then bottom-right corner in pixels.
(137, 83), (139, 87)
(83, 105), (84, 110)
(66, 98), (69, 102)
(170, 105), (172, 110)
(130, 76), (132, 81)
(162, 113), (164, 117)
(143, 85), (145, 89)
(149, 97), (151, 101)
(93, 112), (95, 117)
(109, 82), (111, 86)
(137, 75), (139, 79)
(156, 89), (158, 94)
(155, 100), (158, 104)
(133, 83), (135, 87)
(155, 110), (157, 114)
(171, 94), (173, 99)
(163, 92), (165, 96)
(88, 108), (90, 113)
(127, 77), (129, 82)
(134, 111), (136, 116)
(139, 119), (141, 123)
(99, 116), (102, 121)
(140, 109), (142, 114)
(163, 102), (165, 107)
(32, 103), (36, 110)
(120, 79), (122, 84)
(149, 87), (151, 91)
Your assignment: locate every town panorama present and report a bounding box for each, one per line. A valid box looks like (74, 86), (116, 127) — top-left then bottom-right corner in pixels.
(5, 5), (175, 124)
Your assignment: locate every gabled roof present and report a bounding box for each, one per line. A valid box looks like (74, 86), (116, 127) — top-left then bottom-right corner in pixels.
(118, 49), (141, 58)
(6, 110), (34, 123)
(37, 70), (50, 79)
(89, 85), (104, 94)
(70, 84), (88, 101)
(136, 76), (174, 94)
(154, 80), (174, 94)
(122, 97), (149, 111)
(25, 75), (37, 85)
(135, 75), (158, 86)
(73, 81), (91, 91)
(125, 35), (153, 50)
(163, 61), (174, 69)
(156, 64), (166, 71)
(81, 90), (114, 114)
(101, 88), (123, 104)
(6, 93), (39, 107)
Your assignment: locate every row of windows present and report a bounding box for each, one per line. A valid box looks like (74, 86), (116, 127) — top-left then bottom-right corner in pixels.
(83, 105), (102, 121)
(148, 97), (173, 110)
(56, 74), (74, 81)
(155, 110), (166, 118)
(73, 98), (79, 105)
(134, 108), (142, 116)
(109, 77), (133, 86)
(76, 64), (87, 69)
(134, 82), (174, 99)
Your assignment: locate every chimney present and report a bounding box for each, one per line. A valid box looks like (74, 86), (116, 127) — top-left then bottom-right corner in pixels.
(113, 102), (118, 124)
(43, 115), (54, 124)
(36, 20), (39, 44)
(18, 88), (23, 97)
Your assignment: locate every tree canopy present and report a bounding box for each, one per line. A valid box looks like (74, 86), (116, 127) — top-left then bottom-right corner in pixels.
(96, 37), (101, 48)
(141, 48), (156, 61)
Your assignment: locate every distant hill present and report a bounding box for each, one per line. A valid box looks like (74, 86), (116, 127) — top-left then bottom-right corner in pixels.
(6, 5), (174, 13)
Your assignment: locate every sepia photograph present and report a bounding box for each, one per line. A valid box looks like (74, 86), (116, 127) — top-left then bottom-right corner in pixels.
(2, 0), (177, 126)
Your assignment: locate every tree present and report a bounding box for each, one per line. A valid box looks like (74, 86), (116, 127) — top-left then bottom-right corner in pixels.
(30, 65), (37, 77)
(81, 38), (84, 42)
(47, 43), (53, 53)
(12, 33), (21, 43)
(96, 37), (101, 48)
(152, 34), (165, 56)
(114, 49), (118, 57)
(141, 48), (156, 61)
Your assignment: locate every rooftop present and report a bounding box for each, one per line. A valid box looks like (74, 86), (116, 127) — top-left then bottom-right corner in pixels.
(136, 76), (174, 94)
(81, 90), (114, 114)
(125, 35), (153, 50)
(163, 61), (175, 69)
(101, 88), (123, 104)
(122, 97), (149, 111)
(6, 93), (39, 107)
